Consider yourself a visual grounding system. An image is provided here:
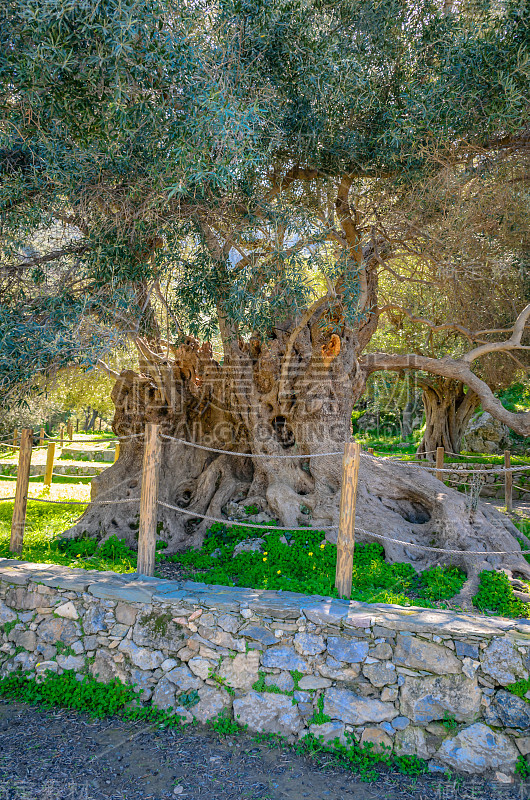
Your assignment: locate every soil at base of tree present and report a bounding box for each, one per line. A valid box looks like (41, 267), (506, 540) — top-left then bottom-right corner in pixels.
(0, 701), (528, 800)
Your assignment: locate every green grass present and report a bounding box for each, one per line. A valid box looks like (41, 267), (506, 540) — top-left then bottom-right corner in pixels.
(0, 669), (428, 782)
(161, 522), (466, 606)
(1, 464), (529, 617)
(0, 498), (137, 573)
(0, 474), (94, 485)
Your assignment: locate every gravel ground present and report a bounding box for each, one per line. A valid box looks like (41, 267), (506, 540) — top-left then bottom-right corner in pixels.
(0, 701), (529, 800)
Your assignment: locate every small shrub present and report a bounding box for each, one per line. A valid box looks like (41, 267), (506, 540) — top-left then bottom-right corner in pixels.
(473, 570), (529, 618)
(208, 709), (241, 736)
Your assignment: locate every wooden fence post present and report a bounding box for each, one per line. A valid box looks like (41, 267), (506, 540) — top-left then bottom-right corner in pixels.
(368, 447), (374, 455)
(10, 428), (33, 554)
(12, 428), (18, 447)
(435, 446), (445, 481)
(44, 442), (56, 488)
(137, 423), (161, 576)
(505, 450), (513, 512)
(59, 424), (64, 448)
(39, 427), (45, 446)
(113, 442), (120, 463)
(335, 441), (361, 599)
(67, 421), (73, 442)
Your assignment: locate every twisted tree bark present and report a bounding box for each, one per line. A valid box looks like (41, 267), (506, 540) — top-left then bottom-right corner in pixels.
(416, 379), (480, 458)
(65, 318), (530, 602)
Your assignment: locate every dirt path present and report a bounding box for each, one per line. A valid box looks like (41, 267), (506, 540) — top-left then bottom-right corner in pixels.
(0, 701), (529, 800)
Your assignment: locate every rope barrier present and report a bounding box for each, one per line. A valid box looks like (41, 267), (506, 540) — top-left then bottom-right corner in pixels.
(159, 433), (342, 458)
(24, 496), (139, 506)
(156, 501), (530, 556)
(0, 496), (138, 506)
(356, 527), (530, 556)
(157, 499), (336, 531)
(157, 434), (530, 472)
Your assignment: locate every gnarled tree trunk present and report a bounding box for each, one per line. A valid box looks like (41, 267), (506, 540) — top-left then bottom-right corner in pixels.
(65, 318), (530, 602)
(417, 379), (480, 459)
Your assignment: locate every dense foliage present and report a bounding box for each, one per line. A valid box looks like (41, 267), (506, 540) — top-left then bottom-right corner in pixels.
(1, 0), (529, 397)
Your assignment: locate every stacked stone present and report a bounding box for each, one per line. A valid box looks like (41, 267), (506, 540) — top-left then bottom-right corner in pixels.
(1, 558), (530, 779)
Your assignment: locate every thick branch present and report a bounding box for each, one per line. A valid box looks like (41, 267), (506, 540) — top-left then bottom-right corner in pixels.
(362, 351), (530, 436)
(463, 304), (530, 363)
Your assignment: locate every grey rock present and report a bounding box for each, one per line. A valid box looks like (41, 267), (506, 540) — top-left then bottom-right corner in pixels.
(90, 651), (127, 683)
(165, 665), (203, 691)
(462, 412), (510, 455)
(309, 721), (347, 746)
(83, 605), (107, 635)
(233, 538), (265, 556)
(188, 657), (212, 680)
(481, 638), (526, 686)
(88, 582), (153, 603)
(392, 716), (410, 731)
(293, 691), (311, 703)
(302, 602), (349, 627)
(10, 629), (36, 651)
(152, 678), (176, 710)
(233, 691), (303, 735)
(298, 675), (332, 690)
(370, 643), (393, 660)
(261, 646), (310, 673)
(36, 644), (57, 660)
(218, 652), (260, 691)
(192, 687), (232, 724)
(455, 641), (479, 660)
(56, 654), (85, 671)
(109, 623), (129, 638)
(297, 702), (314, 719)
(379, 721), (395, 736)
(6, 587), (43, 610)
(360, 727), (393, 754)
(394, 726), (430, 759)
(118, 639), (164, 670)
(323, 688), (397, 725)
(250, 599), (303, 620)
(363, 660), (396, 687)
(393, 634), (461, 675)
(133, 613), (186, 651)
(400, 674), (481, 724)
(161, 658), (179, 672)
(493, 690), (530, 730)
(0, 602), (16, 625)
(318, 660), (361, 681)
(241, 626), (277, 647)
(218, 614), (240, 633)
(55, 601), (78, 620)
(115, 602), (138, 626)
(265, 672), (294, 692)
(326, 637), (369, 664)
(35, 660), (59, 675)
(131, 668), (155, 694)
(37, 617), (81, 646)
(13, 651), (37, 670)
(223, 502), (248, 521)
(294, 632), (326, 656)
(437, 723), (518, 774)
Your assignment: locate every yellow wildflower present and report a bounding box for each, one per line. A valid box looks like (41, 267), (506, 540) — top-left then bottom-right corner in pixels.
(308, 552), (313, 557)
(263, 557), (267, 562)
(277, 570), (281, 575)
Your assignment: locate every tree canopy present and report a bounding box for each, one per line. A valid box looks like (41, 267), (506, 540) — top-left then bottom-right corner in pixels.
(1, 0), (529, 407)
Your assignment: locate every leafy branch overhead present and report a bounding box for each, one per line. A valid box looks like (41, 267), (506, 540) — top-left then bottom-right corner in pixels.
(1, 0), (529, 404)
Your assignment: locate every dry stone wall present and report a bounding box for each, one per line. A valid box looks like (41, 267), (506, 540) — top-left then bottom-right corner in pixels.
(1, 558), (530, 779)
